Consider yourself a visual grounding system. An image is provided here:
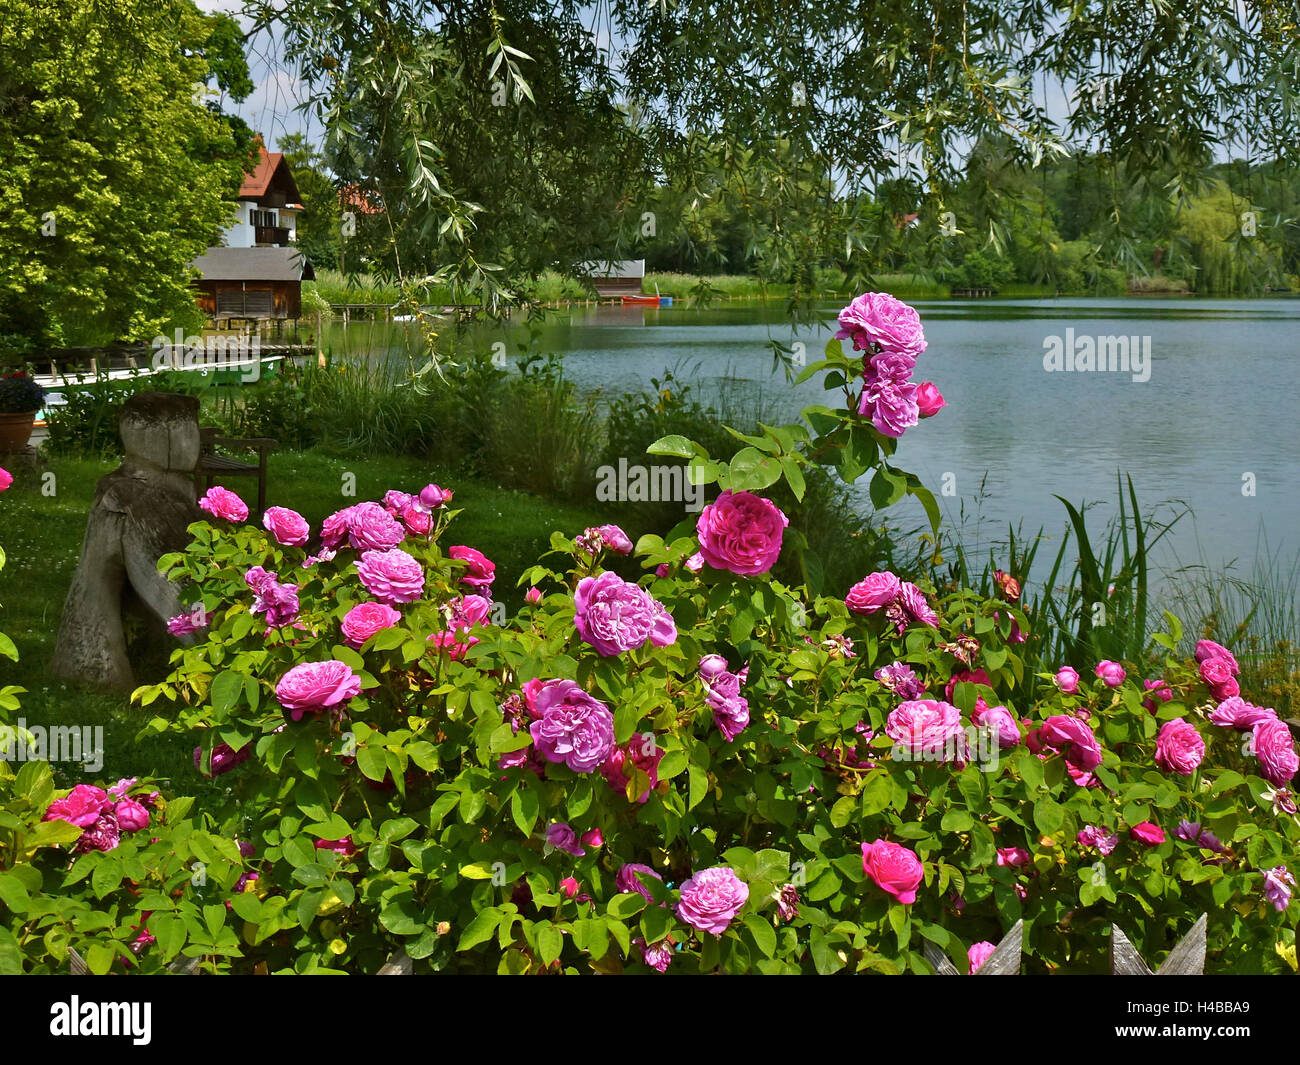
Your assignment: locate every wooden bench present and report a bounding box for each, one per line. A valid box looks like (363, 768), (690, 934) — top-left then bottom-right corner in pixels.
(194, 428), (277, 517)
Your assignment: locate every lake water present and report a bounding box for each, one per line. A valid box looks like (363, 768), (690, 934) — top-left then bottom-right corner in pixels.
(329, 296), (1300, 589)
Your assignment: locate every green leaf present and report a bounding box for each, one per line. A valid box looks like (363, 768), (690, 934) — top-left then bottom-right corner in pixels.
(356, 746), (388, 782)
(210, 670), (243, 714)
(537, 923), (564, 966)
(646, 435), (697, 458)
(744, 914), (777, 958)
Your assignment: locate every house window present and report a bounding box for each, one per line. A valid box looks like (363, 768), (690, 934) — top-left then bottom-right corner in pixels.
(250, 209), (276, 228)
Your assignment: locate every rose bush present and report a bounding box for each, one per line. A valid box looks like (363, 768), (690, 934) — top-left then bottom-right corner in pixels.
(123, 477), (1296, 973)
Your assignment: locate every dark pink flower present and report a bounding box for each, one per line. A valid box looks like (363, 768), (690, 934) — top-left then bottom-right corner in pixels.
(861, 839), (924, 905)
(676, 867), (749, 934)
(968, 941), (996, 973)
(1195, 640), (1239, 675)
(356, 548), (425, 604)
(113, 798), (150, 833)
(1251, 719), (1299, 786)
(916, 381), (945, 418)
(1129, 822), (1166, 846)
(341, 601), (402, 648)
(262, 506), (310, 547)
(198, 485), (248, 522)
(43, 784), (110, 828)
(1040, 714), (1103, 771)
(529, 680), (615, 773)
(449, 545), (495, 588)
(695, 491), (787, 576)
(1154, 718), (1205, 776)
(275, 660), (362, 720)
(835, 292), (927, 358)
(846, 571), (902, 615)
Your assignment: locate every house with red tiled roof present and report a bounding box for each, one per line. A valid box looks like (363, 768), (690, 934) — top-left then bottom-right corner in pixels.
(189, 138), (313, 321)
(222, 139), (304, 249)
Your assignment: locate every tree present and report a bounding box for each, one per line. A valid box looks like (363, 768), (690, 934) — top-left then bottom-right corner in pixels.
(0, 0), (252, 353)
(259, 0), (1300, 315)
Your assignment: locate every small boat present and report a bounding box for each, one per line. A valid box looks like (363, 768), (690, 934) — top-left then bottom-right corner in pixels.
(621, 294), (661, 306)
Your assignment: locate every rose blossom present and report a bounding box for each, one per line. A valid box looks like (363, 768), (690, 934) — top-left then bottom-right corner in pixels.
(875, 661), (925, 700)
(996, 846), (1031, 867)
(418, 483), (453, 509)
(1262, 866), (1294, 912)
(194, 741), (251, 777)
(1142, 678), (1174, 713)
(597, 524), (633, 554)
(1077, 825), (1118, 855)
(944, 667), (993, 701)
(1209, 696), (1276, 730)
(846, 571), (903, 615)
(916, 381), (946, 418)
(573, 572), (662, 656)
(695, 490), (787, 576)
(356, 548), (425, 604)
(835, 292), (927, 359)
(198, 485), (248, 522)
(859, 376), (920, 438)
(545, 822), (585, 857)
(0, 466), (11, 491)
(114, 798), (150, 833)
(1054, 666), (1081, 694)
(341, 601), (402, 648)
(342, 501), (405, 551)
(275, 660), (362, 720)
(1040, 715), (1103, 771)
(974, 703), (1021, 748)
(675, 867), (749, 934)
(1199, 655), (1235, 691)
(861, 839), (924, 905)
(529, 680), (615, 773)
(167, 610), (207, 638)
(320, 506), (355, 549)
(1194, 639), (1239, 675)
(43, 784), (109, 828)
(74, 814), (121, 854)
(525, 586), (542, 604)
(886, 699), (965, 761)
(1251, 718), (1299, 786)
(968, 941), (996, 973)
(449, 545), (495, 588)
(900, 582), (940, 627)
(1094, 660), (1126, 687)
(314, 837), (357, 858)
(636, 937), (674, 973)
(397, 503), (431, 535)
(616, 863), (664, 901)
(1154, 718), (1205, 776)
(1129, 822), (1166, 846)
(262, 506), (310, 547)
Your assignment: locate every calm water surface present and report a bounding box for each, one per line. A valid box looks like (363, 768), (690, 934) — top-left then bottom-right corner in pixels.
(331, 297), (1300, 587)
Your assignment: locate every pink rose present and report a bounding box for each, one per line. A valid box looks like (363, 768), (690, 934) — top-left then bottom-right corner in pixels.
(899, 582), (940, 627)
(858, 376), (919, 438)
(835, 292), (927, 358)
(1040, 714), (1103, 771)
(573, 571), (660, 656)
(530, 680), (616, 773)
(968, 941), (996, 973)
(43, 784), (110, 828)
(198, 485), (248, 522)
(695, 490), (788, 576)
(1154, 718), (1205, 775)
(114, 798), (151, 833)
(1130, 822), (1166, 847)
(886, 699), (966, 761)
(846, 571), (902, 615)
(861, 839), (924, 905)
(1094, 660), (1126, 687)
(636, 936), (673, 972)
(275, 660), (362, 720)
(449, 545), (495, 588)
(262, 506), (310, 547)
(916, 381), (946, 418)
(973, 703), (1021, 748)
(0, 466), (12, 491)
(996, 846), (1031, 867)
(356, 548), (425, 604)
(314, 837), (357, 858)
(597, 524), (633, 554)
(1251, 719), (1299, 786)
(346, 501), (406, 552)
(1198, 656), (1235, 690)
(1054, 666), (1080, 694)
(616, 863), (664, 901)
(1195, 640), (1239, 675)
(559, 877), (580, 900)
(340, 601), (402, 648)
(397, 503), (431, 535)
(1078, 825), (1118, 855)
(320, 506), (355, 549)
(1209, 696), (1276, 731)
(525, 586), (542, 604)
(1142, 678), (1174, 712)
(580, 828), (603, 849)
(546, 821), (585, 857)
(684, 552), (704, 573)
(676, 867), (749, 934)
(418, 483), (453, 509)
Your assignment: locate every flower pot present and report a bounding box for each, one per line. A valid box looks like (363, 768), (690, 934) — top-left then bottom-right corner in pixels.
(0, 410), (37, 452)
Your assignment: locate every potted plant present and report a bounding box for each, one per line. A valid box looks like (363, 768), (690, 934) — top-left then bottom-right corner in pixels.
(0, 371), (46, 452)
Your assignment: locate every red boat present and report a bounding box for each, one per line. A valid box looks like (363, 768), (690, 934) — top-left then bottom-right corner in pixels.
(620, 294), (662, 306)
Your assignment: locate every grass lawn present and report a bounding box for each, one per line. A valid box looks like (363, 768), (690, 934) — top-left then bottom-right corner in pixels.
(0, 449), (607, 788)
